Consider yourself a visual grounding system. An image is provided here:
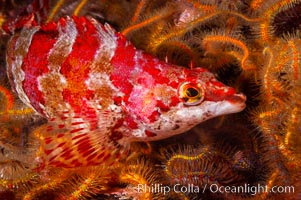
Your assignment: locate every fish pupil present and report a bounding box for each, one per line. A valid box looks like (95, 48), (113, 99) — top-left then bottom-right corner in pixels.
(186, 87), (199, 97)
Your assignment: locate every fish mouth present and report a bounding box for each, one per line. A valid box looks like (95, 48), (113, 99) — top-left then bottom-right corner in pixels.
(211, 94), (246, 117)
(225, 93), (247, 110)
(226, 93), (246, 103)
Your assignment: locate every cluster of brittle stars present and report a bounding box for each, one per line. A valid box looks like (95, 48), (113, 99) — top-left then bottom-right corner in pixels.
(0, 0), (300, 199)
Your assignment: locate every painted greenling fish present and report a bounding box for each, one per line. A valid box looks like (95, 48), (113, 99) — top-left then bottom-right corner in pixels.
(5, 15), (246, 168)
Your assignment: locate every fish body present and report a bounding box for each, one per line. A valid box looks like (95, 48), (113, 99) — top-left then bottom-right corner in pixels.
(5, 16), (246, 168)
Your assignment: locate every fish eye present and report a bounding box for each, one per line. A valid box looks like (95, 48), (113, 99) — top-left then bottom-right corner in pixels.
(178, 82), (205, 105)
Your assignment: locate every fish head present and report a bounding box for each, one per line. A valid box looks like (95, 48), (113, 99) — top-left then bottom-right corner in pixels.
(174, 67), (247, 121)
(126, 65), (246, 141)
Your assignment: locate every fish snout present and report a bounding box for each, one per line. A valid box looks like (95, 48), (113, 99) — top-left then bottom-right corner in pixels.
(226, 93), (246, 104)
